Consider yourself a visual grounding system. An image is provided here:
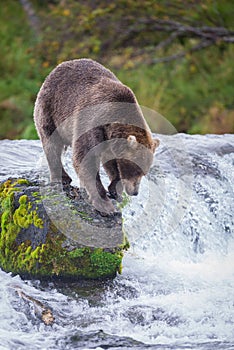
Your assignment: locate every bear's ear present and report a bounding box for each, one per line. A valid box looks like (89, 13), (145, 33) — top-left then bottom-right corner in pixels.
(127, 135), (138, 149)
(152, 138), (160, 153)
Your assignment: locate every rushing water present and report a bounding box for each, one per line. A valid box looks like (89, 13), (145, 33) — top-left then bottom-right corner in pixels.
(0, 134), (233, 350)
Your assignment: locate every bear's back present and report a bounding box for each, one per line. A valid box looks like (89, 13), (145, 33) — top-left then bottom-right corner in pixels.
(34, 59), (145, 141)
(45, 58), (119, 88)
(36, 58), (137, 119)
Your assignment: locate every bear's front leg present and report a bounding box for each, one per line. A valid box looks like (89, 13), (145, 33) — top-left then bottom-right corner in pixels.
(80, 169), (116, 215)
(73, 141), (116, 215)
(93, 171), (117, 215)
(103, 160), (123, 201)
(108, 179), (123, 202)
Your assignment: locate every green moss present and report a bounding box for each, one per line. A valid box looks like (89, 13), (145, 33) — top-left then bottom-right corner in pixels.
(68, 248), (85, 259)
(90, 248), (123, 276)
(0, 179), (45, 272)
(14, 179), (29, 186)
(0, 178), (129, 280)
(77, 211), (93, 221)
(117, 192), (130, 210)
(13, 194), (43, 229)
(36, 234), (125, 279)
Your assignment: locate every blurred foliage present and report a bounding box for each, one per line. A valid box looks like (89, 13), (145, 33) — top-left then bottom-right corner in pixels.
(0, 0), (233, 139)
(0, 1), (42, 139)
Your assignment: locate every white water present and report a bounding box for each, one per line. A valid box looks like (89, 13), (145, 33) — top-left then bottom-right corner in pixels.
(0, 134), (233, 349)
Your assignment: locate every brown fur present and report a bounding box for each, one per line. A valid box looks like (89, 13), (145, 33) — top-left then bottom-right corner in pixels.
(34, 58), (159, 214)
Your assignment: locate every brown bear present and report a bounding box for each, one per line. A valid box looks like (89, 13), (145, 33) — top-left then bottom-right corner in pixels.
(34, 58), (159, 214)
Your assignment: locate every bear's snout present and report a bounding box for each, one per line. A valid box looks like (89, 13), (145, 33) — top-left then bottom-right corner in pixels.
(132, 190), (139, 196)
(123, 180), (140, 196)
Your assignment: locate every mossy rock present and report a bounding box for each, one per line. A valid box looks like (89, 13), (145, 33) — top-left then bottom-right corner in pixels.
(0, 178), (129, 280)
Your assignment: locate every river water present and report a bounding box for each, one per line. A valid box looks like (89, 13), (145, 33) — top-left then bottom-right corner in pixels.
(0, 134), (233, 350)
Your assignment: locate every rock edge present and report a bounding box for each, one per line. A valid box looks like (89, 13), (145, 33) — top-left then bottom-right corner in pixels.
(0, 178), (129, 280)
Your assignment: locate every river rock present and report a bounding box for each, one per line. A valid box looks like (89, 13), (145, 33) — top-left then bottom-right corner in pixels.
(0, 177), (129, 280)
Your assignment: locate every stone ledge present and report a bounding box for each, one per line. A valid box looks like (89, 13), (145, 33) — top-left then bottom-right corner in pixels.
(0, 178), (129, 280)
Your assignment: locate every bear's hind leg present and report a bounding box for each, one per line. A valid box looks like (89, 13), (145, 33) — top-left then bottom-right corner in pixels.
(43, 133), (72, 184)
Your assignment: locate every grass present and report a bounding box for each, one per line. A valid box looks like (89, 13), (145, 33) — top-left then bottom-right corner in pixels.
(116, 45), (234, 133)
(0, 1), (43, 139)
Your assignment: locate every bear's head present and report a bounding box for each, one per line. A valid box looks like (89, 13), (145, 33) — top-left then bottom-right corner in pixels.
(117, 135), (159, 196)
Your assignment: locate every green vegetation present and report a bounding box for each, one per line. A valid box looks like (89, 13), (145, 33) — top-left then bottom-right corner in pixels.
(0, 178), (44, 273)
(117, 192), (130, 210)
(0, 0), (233, 138)
(0, 179), (127, 279)
(0, 2), (42, 139)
